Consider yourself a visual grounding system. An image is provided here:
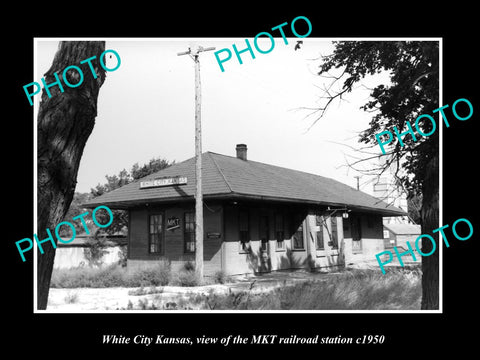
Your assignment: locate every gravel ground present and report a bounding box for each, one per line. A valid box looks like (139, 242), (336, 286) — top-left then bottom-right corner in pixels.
(46, 270), (340, 312)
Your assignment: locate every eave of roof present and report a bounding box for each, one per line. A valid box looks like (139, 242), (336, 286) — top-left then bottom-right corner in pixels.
(85, 191), (405, 217)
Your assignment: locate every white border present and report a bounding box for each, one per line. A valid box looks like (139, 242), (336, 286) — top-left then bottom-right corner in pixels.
(439, 38), (443, 313)
(33, 37), (443, 314)
(33, 37), (39, 310)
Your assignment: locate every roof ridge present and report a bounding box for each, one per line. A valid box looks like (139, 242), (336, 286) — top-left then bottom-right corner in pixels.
(208, 152), (356, 189)
(207, 152), (234, 194)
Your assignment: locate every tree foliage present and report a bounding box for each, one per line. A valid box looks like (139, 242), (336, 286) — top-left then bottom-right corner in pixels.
(61, 192), (91, 235)
(131, 158), (173, 180)
(88, 156), (175, 235)
(315, 41), (440, 309)
(317, 41), (439, 195)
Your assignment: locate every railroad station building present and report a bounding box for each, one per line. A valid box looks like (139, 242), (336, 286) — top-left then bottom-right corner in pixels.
(84, 144), (404, 276)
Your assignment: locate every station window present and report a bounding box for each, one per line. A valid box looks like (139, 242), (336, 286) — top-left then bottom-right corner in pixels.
(275, 213), (285, 250)
(351, 216), (362, 253)
(149, 213), (164, 254)
(184, 212), (195, 253)
(239, 209), (250, 252)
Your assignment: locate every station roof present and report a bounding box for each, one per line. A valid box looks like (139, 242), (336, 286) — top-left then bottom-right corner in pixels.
(84, 151), (405, 217)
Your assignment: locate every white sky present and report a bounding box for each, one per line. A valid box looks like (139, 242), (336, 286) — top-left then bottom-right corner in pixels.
(35, 38), (391, 195)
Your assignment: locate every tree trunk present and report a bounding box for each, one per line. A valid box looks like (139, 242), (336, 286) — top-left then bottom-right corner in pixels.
(420, 153), (439, 309)
(37, 41), (106, 310)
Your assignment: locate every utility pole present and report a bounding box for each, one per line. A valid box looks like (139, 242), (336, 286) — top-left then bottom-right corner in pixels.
(177, 45), (215, 281)
(354, 176), (360, 190)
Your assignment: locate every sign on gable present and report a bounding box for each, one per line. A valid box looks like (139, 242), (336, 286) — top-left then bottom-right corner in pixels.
(140, 176), (187, 189)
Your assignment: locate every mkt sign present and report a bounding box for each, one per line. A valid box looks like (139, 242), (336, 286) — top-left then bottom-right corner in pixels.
(140, 176), (187, 189)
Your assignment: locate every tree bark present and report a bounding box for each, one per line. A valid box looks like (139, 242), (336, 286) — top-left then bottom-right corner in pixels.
(37, 41), (106, 309)
(420, 153), (439, 309)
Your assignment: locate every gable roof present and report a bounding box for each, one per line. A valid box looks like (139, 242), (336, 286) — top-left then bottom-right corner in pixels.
(84, 151), (405, 216)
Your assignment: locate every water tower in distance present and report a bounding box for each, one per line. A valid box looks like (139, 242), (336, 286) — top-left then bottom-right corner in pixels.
(372, 156), (411, 225)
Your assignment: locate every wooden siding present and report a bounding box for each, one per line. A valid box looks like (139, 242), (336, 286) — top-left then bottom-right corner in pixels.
(128, 202), (391, 276)
(222, 204), (312, 275)
(128, 204), (222, 276)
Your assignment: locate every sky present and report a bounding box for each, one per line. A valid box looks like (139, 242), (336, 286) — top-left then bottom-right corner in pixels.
(35, 38), (391, 195)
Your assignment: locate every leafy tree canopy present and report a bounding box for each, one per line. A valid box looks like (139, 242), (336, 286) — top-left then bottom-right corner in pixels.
(317, 41), (440, 309)
(317, 41), (439, 195)
(65, 156), (174, 236)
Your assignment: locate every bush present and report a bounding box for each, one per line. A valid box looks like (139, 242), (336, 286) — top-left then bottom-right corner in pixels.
(117, 245), (128, 267)
(213, 270), (228, 284)
(183, 260), (195, 271)
(126, 261), (171, 287)
(83, 237), (109, 267)
(91, 265), (125, 287)
(176, 270), (201, 287)
(167, 261), (202, 287)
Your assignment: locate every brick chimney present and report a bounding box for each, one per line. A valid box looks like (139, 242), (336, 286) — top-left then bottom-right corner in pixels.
(236, 144), (247, 161)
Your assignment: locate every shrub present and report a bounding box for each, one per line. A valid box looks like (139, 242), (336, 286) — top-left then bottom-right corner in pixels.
(213, 270), (228, 284)
(167, 261), (203, 287)
(50, 267), (96, 288)
(117, 245), (128, 267)
(183, 260), (195, 271)
(176, 270), (201, 287)
(125, 261), (171, 287)
(83, 237), (109, 267)
(93, 265), (125, 287)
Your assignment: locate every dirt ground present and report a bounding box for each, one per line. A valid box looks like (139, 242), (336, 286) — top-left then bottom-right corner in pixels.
(46, 269), (341, 311)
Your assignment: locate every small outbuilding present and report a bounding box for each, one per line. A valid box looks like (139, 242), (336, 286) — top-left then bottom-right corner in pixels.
(383, 223), (421, 250)
(84, 144), (405, 276)
(53, 235), (127, 269)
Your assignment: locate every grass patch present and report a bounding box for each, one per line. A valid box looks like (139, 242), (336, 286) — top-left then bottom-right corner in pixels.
(128, 286), (164, 296)
(126, 261), (171, 287)
(50, 264), (125, 288)
(52, 266), (421, 310)
(270, 268), (422, 310)
(148, 268), (422, 310)
(51, 262), (171, 288)
(51, 261), (228, 289)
